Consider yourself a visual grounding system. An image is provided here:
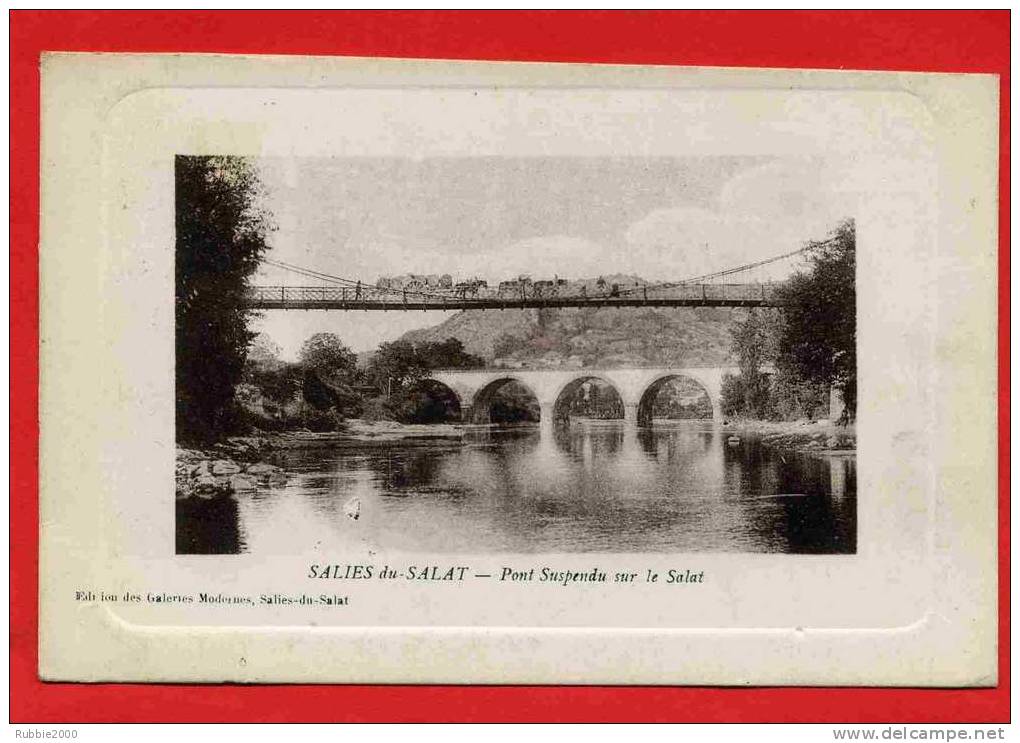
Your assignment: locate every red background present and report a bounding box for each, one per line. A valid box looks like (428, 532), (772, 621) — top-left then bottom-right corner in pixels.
(9, 10), (1010, 723)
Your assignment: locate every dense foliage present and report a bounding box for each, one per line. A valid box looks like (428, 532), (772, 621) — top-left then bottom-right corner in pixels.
(364, 339), (484, 423)
(365, 338), (483, 395)
(777, 219), (856, 418)
(488, 382), (542, 423)
(722, 220), (855, 422)
(299, 332), (359, 385)
(236, 334), (485, 430)
(175, 156), (273, 443)
(384, 383), (465, 424)
(730, 308), (783, 419)
(556, 379), (625, 420)
(650, 377), (714, 419)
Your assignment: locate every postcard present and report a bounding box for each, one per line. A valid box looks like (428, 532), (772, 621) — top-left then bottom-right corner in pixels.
(38, 53), (998, 684)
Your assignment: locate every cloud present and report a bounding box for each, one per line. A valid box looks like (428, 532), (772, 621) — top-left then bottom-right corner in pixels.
(720, 159), (853, 228)
(623, 159), (856, 281)
(255, 156), (861, 288)
(483, 236), (609, 280)
(256, 235), (613, 286)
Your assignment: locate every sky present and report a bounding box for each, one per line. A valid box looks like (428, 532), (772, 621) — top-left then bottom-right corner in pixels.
(249, 155), (856, 359)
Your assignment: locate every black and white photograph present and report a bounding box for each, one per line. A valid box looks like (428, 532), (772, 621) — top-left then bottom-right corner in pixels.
(37, 52), (997, 686)
(175, 155), (857, 556)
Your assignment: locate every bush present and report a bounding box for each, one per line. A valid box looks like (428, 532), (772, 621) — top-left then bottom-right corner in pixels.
(720, 373), (745, 418)
(359, 397), (394, 422)
(301, 407), (345, 432)
(489, 396), (540, 423)
(382, 389), (461, 424)
(768, 370), (830, 421)
(721, 370), (830, 422)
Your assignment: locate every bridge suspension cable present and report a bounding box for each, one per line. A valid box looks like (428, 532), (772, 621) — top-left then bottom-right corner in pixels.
(261, 257), (454, 300)
(611, 237), (834, 298)
(261, 258), (354, 286)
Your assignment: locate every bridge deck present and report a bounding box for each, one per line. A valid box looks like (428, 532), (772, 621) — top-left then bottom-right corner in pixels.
(244, 283), (786, 310)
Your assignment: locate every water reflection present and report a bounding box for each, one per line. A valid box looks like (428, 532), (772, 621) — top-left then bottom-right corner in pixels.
(177, 421), (856, 554)
(176, 496), (242, 554)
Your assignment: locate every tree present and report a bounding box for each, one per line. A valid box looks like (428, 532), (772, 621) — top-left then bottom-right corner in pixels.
(247, 333), (283, 370)
(299, 332), (358, 384)
(720, 373), (746, 418)
(366, 340), (428, 393)
(362, 338), (483, 423)
(175, 156), (274, 443)
(416, 338), (484, 370)
(722, 220), (854, 422)
(251, 363), (303, 408)
(777, 219), (856, 421)
(723, 308), (830, 421)
(366, 338), (483, 394)
(386, 383), (463, 424)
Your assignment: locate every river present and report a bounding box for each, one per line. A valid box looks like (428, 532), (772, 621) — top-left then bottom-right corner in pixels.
(177, 421), (856, 555)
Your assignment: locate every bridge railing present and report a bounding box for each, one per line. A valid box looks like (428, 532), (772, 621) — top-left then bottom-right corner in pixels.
(651, 283), (782, 302)
(245, 282), (785, 305)
(246, 285), (382, 304)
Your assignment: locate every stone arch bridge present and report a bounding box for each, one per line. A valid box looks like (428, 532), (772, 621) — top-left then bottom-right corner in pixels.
(425, 367), (735, 427)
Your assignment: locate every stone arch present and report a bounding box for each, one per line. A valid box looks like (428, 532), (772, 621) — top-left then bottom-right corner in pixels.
(469, 377), (542, 424)
(552, 375), (625, 422)
(407, 378), (464, 423)
(637, 374), (716, 426)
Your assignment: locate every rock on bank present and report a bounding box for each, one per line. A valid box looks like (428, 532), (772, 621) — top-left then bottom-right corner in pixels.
(176, 445), (286, 501)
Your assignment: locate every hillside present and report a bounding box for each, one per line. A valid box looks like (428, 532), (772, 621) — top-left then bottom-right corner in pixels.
(399, 302), (745, 369)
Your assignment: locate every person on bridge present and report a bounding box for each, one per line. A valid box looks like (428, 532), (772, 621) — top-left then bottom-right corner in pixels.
(355, 280), (362, 300)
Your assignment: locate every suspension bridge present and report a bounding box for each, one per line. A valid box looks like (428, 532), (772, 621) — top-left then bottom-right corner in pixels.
(243, 241), (826, 311)
(236, 239), (844, 421)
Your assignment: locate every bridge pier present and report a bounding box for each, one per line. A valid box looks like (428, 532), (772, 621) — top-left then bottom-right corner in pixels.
(711, 399), (723, 423)
(539, 403), (556, 435)
(623, 402), (640, 427)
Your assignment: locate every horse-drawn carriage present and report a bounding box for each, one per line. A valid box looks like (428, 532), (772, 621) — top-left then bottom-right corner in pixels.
(375, 273), (453, 294)
(375, 273), (572, 301)
(495, 275), (567, 299)
(531, 278), (568, 298)
(452, 278), (488, 298)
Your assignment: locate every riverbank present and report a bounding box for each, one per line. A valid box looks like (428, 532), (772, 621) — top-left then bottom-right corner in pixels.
(177, 416), (855, 500)
(176, 419), (468, 500)
(723, 418), (856, 454)
(263, 419), (466, 449)
(175, 447), (287, 501)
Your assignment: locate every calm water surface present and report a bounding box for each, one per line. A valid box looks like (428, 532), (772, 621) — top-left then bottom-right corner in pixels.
(177, 421), (856, 555)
